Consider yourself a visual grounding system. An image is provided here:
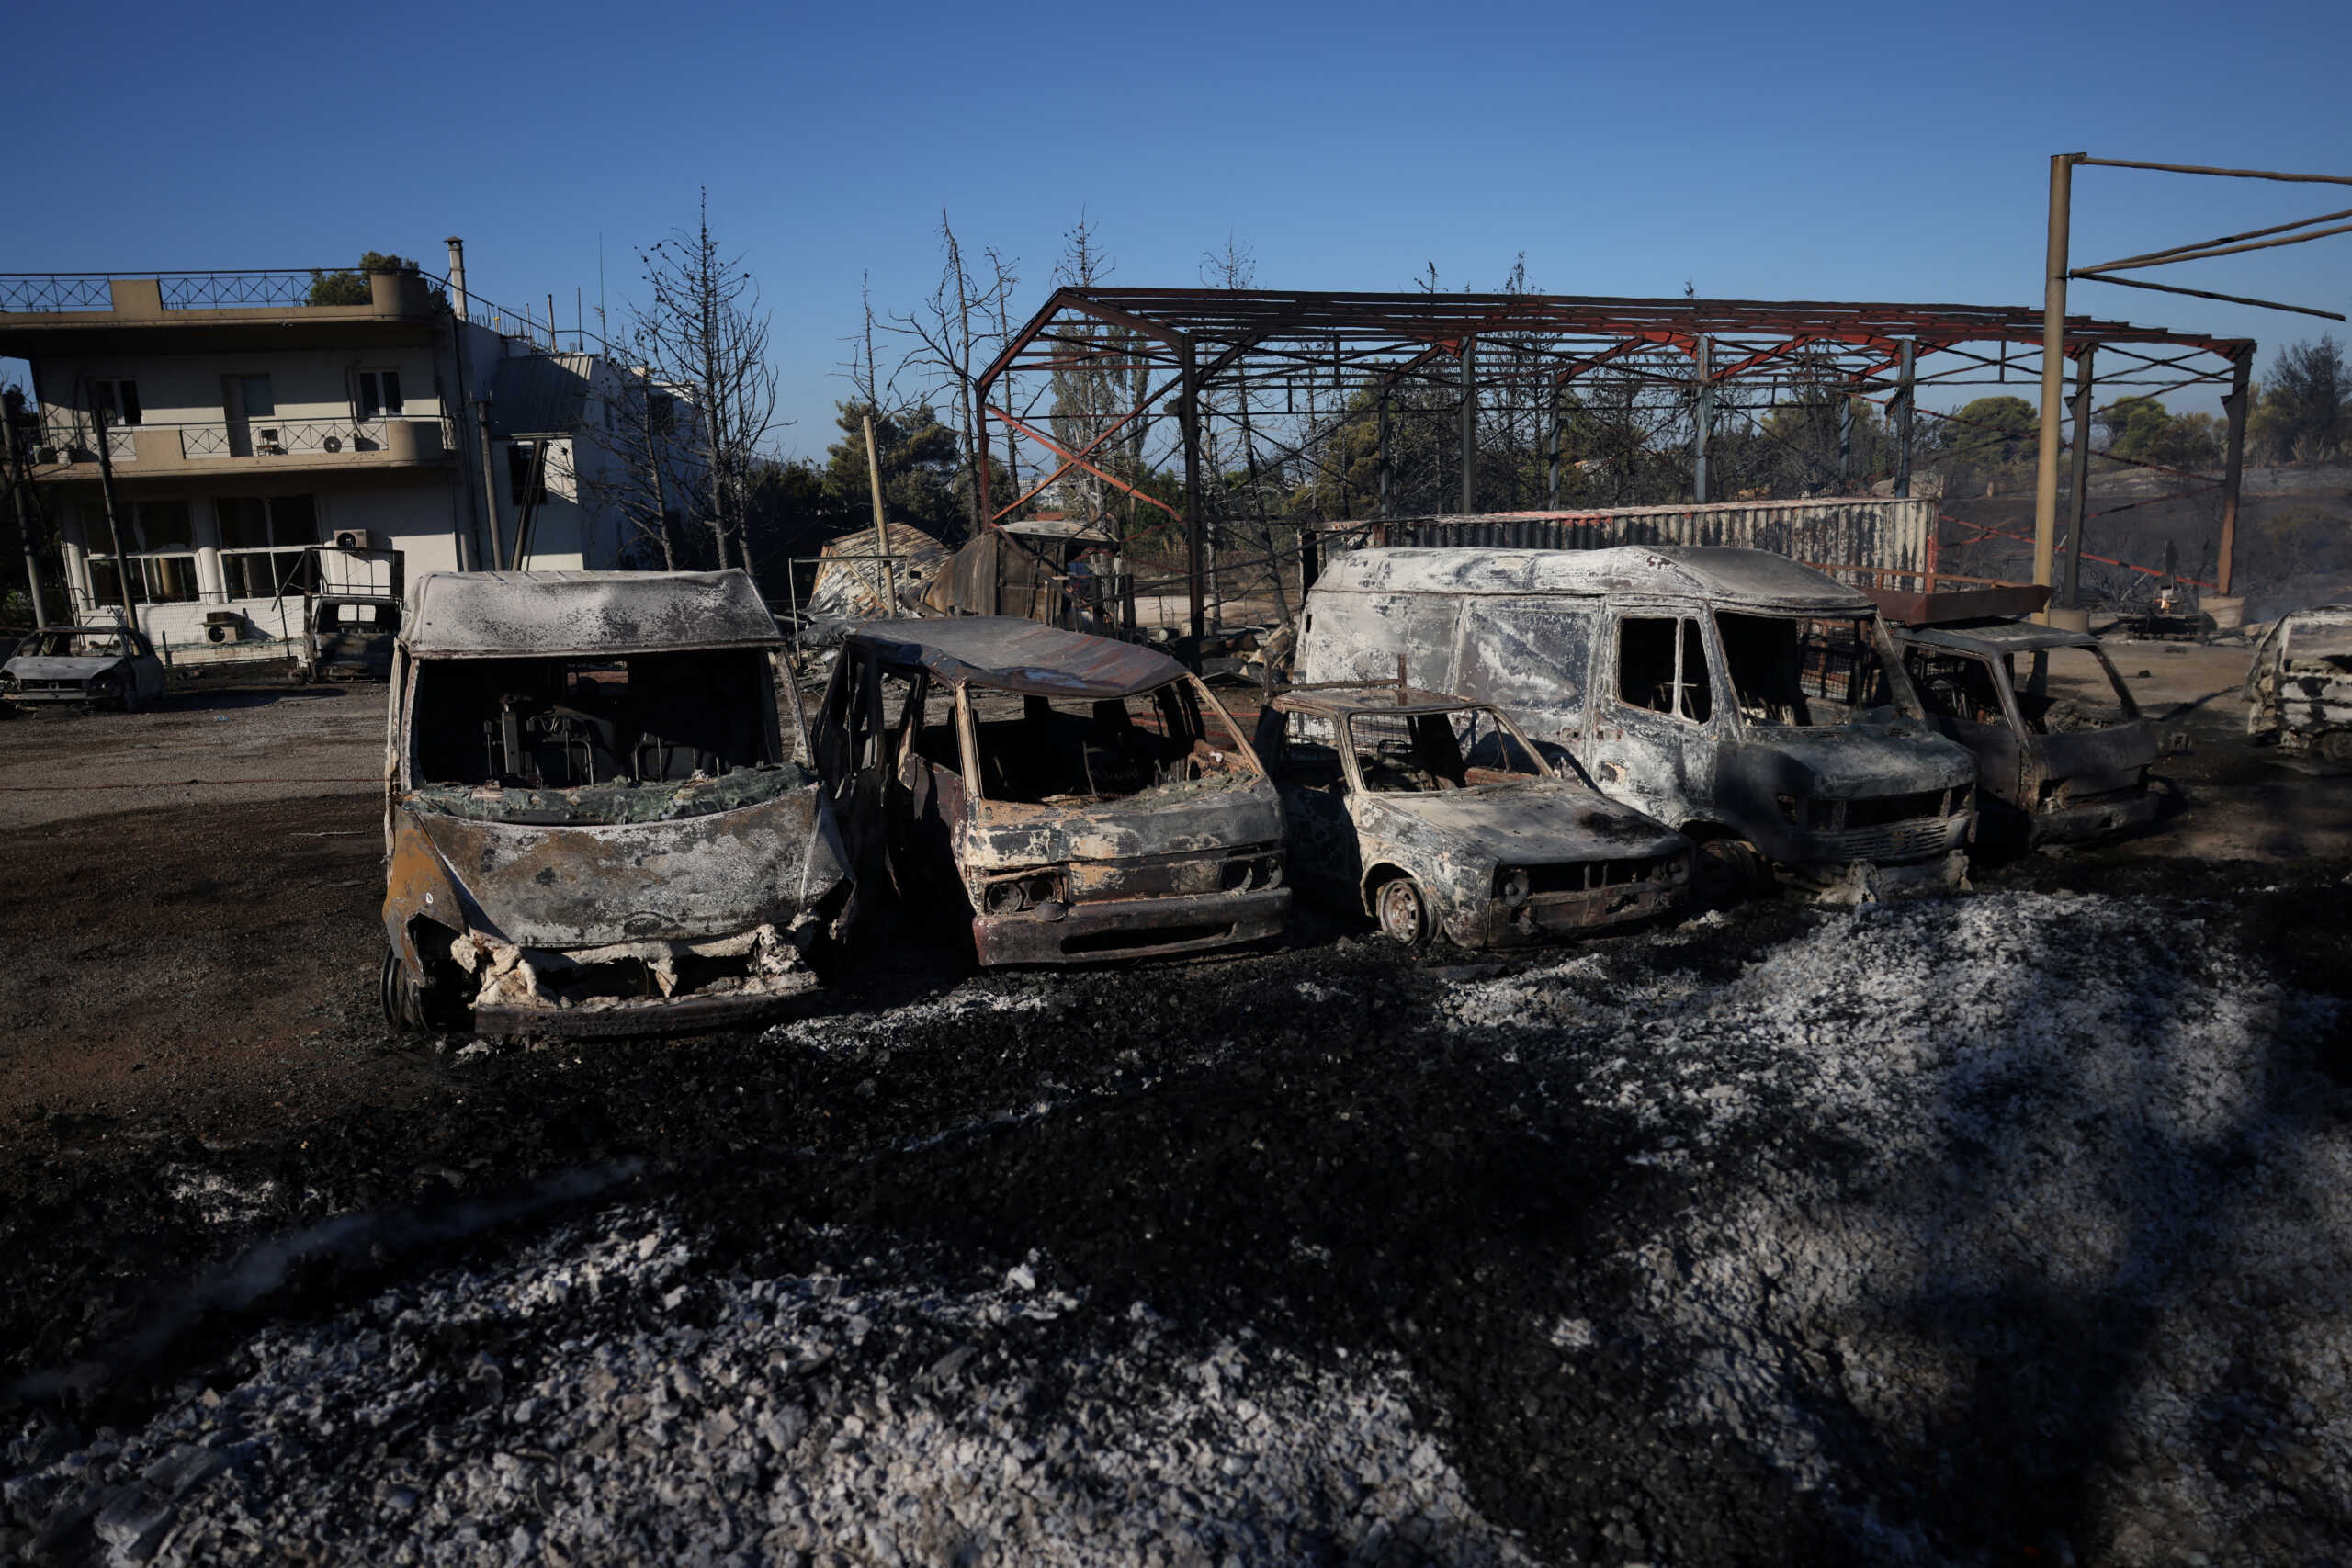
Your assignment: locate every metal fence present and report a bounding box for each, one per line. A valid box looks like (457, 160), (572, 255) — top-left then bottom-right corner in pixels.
(23, 414), (447, 464)
(1, 270), (345, 313)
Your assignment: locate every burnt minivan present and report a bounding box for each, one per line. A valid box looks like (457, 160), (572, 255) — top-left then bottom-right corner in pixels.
(1295, 546), (1977, 898)
(814, 617), (1287, 964)
(382, 570), (851, 1036)
(1895, 618), (2160, 845)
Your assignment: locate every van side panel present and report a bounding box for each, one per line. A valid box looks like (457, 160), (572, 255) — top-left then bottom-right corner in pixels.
(1449, 599), (1601, 744)
(1298, 593), (1463, 689)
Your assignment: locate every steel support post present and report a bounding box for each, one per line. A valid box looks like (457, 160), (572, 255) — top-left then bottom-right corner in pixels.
(2216, 352), (2252, 597)
(1376, 390), (1393, 520)
(2033, 153), (2082, 614)
(1838, 394), (1853, 491)
(1691, 336), (1713, 503)
(2062, 348), (2096, 608)
(475, 400), (505, 571)
(1180, 338), (1205, 642)
(90, 409), (138, 629)
(1894, 341), (1916, 499)
(1458, 338), (1477, 513)
(1547, 389), (1564, 509)
(4, 416), (48, 628)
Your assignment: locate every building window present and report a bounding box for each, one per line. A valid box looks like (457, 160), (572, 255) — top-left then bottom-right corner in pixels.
(508, 442), (548, 505)
(90, 378), (141, 426)
(217, 495), (319, 599)
(82, 498), (200, 605)
(356, 370), (403, 419)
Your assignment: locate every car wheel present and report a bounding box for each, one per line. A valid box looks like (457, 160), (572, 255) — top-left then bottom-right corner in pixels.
(380, 947), (416, 1031)
(1692, 838), (1769, 905)
(1374, 875), (1432, 951)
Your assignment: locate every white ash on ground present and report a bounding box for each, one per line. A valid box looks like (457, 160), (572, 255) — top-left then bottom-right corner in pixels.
(2, 1213), (1526, 1568)
(1443, 891), (2350, 1565)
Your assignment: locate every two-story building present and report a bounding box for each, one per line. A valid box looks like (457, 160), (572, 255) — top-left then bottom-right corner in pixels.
(0, 254), (682, 652)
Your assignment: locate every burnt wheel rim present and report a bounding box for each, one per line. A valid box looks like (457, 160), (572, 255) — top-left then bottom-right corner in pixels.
(1376, 879), (1425, 944)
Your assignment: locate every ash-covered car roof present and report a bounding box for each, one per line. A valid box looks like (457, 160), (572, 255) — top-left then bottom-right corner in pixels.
(1272, 684), (1489, 718)
(1310, 545), (1876, 613)
(847, 616), (1191, 698)
(1895, 618), (2103, 656)
(403, 570), (782, 659)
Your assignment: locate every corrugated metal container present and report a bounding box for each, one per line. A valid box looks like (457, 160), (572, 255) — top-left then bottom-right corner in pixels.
(1317, 498), (1939, 591)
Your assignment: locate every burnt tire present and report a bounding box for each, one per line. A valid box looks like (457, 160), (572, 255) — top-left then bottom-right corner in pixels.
(382, 943), (470, 1033)
(1692, 837), (1770, 906)
(1374, 875), (1433, 951)
(2318, 729), (2352, 768)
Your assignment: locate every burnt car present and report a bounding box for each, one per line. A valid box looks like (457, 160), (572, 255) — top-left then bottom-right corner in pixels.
(301, 593), (402, 682)
(1895, 619), (2161, 846)
(1, 624), (168, 711)
(2245, 604), (2352, 766)
(1253, 684), (1690, 948)
(381, 570), (851, 1037)
(1296, 546), (1977, 900)
(814, 617), (1287, 964)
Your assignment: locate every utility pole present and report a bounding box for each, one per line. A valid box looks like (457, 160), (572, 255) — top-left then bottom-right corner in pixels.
(1838, 394), (1854, 491)
(474, 400), (504, 570)
(2033, 153), (2086, 616)
(90, 409), (138, 628)
(1547, 389), (1564, 509)
(862, 412), (898, 615)
(4, 415), (48, 628)
(1376, 389), (1392, 520)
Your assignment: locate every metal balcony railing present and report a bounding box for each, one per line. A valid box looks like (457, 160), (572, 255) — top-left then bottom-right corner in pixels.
(21, 414), (453, 464)
(1, 269), (387, 313)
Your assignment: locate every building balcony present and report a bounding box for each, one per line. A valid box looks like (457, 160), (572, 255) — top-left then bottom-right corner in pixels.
(0, 270), (447, 355)
(20, 414), (457, 480)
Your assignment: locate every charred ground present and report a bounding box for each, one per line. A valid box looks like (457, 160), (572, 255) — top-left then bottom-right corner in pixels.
(3, 654), (2351, 1566)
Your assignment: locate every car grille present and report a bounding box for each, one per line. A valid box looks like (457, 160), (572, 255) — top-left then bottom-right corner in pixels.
(20, 678), (84, 692)
(1823, 817), (1965, 863)
(1525, 855), (1675, 897)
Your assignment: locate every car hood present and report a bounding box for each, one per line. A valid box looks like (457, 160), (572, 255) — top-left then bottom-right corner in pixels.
(1357, 781), (1686, 863)
(965, 773), (1283, 867)
(1735, 724), (1974, 795)
(5, 655), (123, 681)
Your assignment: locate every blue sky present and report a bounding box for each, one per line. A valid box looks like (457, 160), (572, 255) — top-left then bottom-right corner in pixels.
(7, 0), (2347, 458)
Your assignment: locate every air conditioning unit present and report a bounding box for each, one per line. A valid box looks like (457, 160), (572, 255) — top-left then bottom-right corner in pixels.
(333, 528), (382, 551)
(203, 610), (245, 644)
(322, 434), (343, 454)
(255, 427), (284, 455)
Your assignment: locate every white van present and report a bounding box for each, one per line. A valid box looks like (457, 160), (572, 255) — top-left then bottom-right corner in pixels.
(1295, 546), (1977, 897)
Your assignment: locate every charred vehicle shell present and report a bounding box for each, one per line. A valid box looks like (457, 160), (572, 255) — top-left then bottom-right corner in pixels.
(815, 618), (1287, 964)
(2, 625), (168, 711)
(303, 594), (402, 682)
(1295, 546), (1977, 898)
(382, 570), (850, 1037)
(1896, 619), (2161, 845)
(1254, 685), (1689, 948)
(2245, 605), (2352, 767)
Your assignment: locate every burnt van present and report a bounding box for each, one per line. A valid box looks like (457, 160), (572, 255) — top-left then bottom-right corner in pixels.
(1295, 546), (1977, 898)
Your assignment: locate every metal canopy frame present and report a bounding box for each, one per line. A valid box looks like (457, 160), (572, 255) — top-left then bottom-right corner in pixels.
(976, 287), (2256, 637)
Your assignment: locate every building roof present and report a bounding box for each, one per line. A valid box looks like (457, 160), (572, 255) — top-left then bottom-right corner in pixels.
(1896, 618), (2102, 657)
(403, 570), (781, 659)
(1309, 545), (1876, 613)
(847, 616), (1191, 698)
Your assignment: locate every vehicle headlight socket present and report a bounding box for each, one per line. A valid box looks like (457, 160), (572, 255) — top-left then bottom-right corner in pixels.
(1495, 867), (1532, 908)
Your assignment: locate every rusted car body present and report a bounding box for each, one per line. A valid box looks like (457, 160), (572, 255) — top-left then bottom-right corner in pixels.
(1295, 546), (1976, 899)
(1254, 685), (1690, 948)
(1, 624), (168, 711)
(1895, 619), (2160, 845)
(923, 520), (1119, 629)
(815, 617), (1287, 964)
(2245, 605), (2352, 766)
(301, 593), (402, 682)
(381, 570), (850, 1037)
